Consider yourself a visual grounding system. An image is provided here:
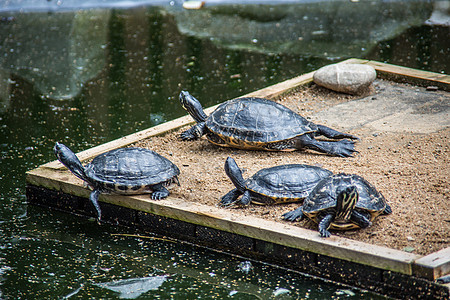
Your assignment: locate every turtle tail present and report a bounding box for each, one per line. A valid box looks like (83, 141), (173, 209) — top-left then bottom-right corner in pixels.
(224, 157), (246, 193)
(54, 142), (89, 183)
(179, 91), (208, 123)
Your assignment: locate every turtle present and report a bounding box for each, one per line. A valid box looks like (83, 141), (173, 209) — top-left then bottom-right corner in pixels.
(179, 90), (358, 157)
(220, 157), (333, 207)
(282, 173), (391, 237)
(54, 142), (180, 222)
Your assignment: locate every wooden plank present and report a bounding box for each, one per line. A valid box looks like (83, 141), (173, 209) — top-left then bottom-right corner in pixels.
(413, 247), (450, 280)
(26, 59), (449, 281)
(367, 60), (450, 91)
(27, 166), (419, 275)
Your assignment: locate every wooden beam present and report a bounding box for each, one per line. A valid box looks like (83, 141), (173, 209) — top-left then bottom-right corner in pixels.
(27, 166), (419, 275)
(413, 248), (450, 280)
(367, 60), (450, 91)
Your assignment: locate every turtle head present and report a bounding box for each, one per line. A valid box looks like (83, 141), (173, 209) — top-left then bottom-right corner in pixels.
(179, 91), (208, 123)
(335, 186), (358, 221)
(224, 157), (246, 193)
(54, 142), (88, 182)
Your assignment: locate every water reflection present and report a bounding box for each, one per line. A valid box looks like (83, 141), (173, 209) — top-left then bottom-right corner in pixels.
(173, 0), (434, 57)
(1, 1), (442, 101)
(94, 276), (169, 299)
(1, 10), (110, 101)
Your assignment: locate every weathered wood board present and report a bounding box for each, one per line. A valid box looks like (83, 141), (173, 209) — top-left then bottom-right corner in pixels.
(26, 59), (450, 299)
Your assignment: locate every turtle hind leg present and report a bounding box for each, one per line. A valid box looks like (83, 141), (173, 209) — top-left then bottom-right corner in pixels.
(151, 184), (170, 200)
(180, 122), (207, 141)
(219, 188), (243, 207)
(316, 124), (359, 140)
(89, 189), (102, 223)
(296, 135), (357, 157)
(282, 206), (304, 222)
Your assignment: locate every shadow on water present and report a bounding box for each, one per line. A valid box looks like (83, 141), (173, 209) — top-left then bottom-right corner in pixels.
(0, 1), (448, 298)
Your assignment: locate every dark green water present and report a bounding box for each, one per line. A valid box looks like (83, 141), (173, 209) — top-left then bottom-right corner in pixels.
(0, 2), (448, 299)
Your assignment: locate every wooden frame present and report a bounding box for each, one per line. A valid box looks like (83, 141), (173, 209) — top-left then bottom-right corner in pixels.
(26, 59), (450, 299)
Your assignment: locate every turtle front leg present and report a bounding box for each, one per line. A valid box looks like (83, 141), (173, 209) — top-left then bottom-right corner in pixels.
(318, 213), (334, 237)
(151, 184), (170, 200)
(239, 190), (251, 205)
(282, 206), (305, 222)
(219, 188), (243, 207)
(180, 122), (207, 141)
(296, 135), (357, 157)
(350, 210), (372, 228)
(89, 189), (102, 222)
(316, 124), (359, 140)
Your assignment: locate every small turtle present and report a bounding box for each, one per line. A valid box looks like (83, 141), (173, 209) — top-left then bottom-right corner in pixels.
(282, 173), (391, 237)
(179, 91), (358, 157)
(220, 157), (333, 207)
(54, 142), (180, 222)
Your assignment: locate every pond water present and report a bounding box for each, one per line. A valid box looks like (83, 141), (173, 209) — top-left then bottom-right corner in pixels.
(0, 1), (448, 298)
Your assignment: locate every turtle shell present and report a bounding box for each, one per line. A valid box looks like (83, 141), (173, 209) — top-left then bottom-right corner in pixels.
(303, 173), (387, 229)
(85, 148), (179, 193)
(206, 98), (317, 148)
(246, 164), (333, 205)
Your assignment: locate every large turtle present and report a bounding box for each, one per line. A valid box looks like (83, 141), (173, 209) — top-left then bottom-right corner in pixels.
(54, 142), (180, 222)
(179, 91), (358, 157)
(220, 157), (333, 207)
(282, 173), (391, 237)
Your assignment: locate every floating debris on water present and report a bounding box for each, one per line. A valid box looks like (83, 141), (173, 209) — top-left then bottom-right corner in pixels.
(336, 289), (356, 296)
(237, 261), (253, 274)
(273, 288), (290, 297)
(95, 275), (168, 299)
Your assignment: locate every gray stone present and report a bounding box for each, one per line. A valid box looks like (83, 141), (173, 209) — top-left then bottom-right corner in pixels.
(313, 64), (377, 94)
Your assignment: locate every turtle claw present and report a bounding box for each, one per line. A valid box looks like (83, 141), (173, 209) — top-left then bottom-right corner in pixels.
(300, 136), (358, 157)
(219, 188), (242, 207)
(333, 139), (358, 157)
(347, 134), (360, 141)
(319, 229), (331, 238)
(151, 192), (168, 200)
(180, 130), (196, 141)
(282, 207), (304, 222)
(151, 186), (169, 200)
(180, 123), (206, 141)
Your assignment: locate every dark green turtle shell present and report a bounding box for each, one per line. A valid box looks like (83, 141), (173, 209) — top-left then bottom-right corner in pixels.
(245, 164), (333, 205)
(84, 147), (180, 193)
(206, 97), (317, 148)
(303, 173), (387, 229)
